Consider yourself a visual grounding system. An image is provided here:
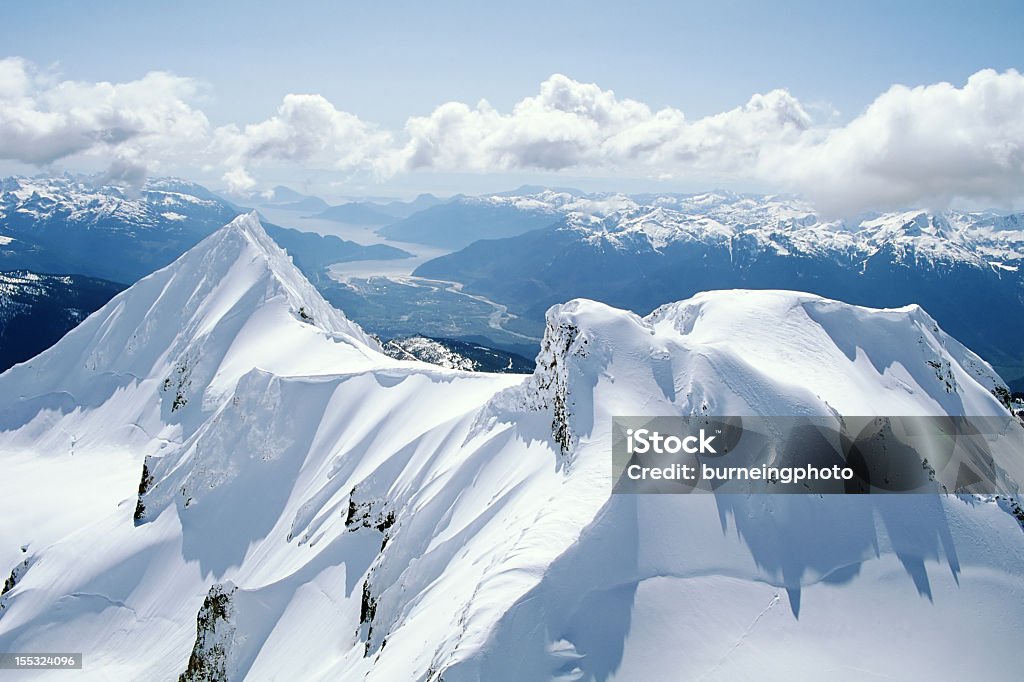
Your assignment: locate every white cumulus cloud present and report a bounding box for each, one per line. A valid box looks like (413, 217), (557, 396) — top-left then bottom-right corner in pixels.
(768, 68), (1024, 214)
(0, 57), (209, 170)
(212, 93), (394, 190)
(2, 57), (1023, 213)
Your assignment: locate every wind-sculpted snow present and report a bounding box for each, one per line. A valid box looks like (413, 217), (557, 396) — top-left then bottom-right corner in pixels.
(0, 216), (1022, 680)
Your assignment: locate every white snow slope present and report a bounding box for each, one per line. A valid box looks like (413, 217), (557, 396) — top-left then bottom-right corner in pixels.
(1, 214), (1023, 681)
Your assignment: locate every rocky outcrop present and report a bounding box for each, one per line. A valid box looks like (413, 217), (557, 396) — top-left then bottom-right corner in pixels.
(133, 457), (155, 524)
(179, 583), (237, 682)
(1, 547), (30, 613)
(530, 306), (591, 459)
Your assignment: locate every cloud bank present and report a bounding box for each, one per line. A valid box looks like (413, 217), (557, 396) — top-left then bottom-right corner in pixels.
(1, 56), (1022, 213)
(0, 57), (207, 173)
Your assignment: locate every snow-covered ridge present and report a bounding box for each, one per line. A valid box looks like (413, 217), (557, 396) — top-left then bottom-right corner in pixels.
(1, 215), (1023, 680)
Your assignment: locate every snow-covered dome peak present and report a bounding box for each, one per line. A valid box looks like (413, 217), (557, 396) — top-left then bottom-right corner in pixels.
(526, 289), (1012, 450)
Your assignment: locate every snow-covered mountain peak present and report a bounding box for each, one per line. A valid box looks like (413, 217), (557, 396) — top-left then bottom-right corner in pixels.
(199, 211), (378, 347)
(0, 212), (386, 453)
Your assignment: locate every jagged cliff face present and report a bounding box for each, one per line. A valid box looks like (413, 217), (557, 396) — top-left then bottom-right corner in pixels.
(1, 216), (1023, 680)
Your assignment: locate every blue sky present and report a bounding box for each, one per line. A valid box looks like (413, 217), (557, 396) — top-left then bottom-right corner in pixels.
(6, 0), (1022, 124)
(1, 0), (1023, 207)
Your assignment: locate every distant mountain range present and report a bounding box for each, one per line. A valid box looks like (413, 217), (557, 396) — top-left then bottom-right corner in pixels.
(0, 176), (411, 284)
(375, 192), (567, 248)
(314, 202), (402, 226)
(241, 185), (328, 212)
(238, 184), (452, 229)
(274, 196), (331, 212)
(311, 193), (447, 225)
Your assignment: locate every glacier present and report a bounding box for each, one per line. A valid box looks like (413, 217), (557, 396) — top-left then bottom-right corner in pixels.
(0, 213), (1022, 681)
